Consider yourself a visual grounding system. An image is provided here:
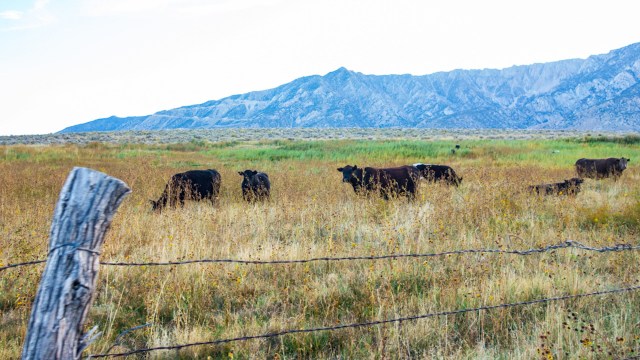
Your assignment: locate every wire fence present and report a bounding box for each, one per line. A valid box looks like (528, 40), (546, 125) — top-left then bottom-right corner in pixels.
(0, 259), (46, 272)
(2, 240), (639, 272)
(86, 284), (640, 358)
(3, 239), (639, 358)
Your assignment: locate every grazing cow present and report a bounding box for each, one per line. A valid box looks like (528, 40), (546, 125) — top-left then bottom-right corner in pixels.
(412, 163), (462, 186)
(150, 169), (221, 211)
(337, 165), (416, 199)
(238, 170), (271, 202)
(528, 178), (584, 196)
(575, 157), (630, 180)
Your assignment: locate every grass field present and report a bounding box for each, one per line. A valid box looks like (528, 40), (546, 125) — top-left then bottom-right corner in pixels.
(1, 134), (640, 359)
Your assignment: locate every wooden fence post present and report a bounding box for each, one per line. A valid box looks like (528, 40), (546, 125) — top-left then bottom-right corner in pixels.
(21, 167), (131, 360)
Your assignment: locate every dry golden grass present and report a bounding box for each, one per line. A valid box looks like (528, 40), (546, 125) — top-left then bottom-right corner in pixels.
(1, 137), (639, 359)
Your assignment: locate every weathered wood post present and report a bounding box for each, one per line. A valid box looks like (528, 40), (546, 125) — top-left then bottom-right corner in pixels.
(22, 167), (130, 360)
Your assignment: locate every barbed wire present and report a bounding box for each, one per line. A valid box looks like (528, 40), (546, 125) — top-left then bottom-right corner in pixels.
(86, 284), (640, 358)
(100, 240), (640, 267)
(0, 259), (46, 272)
(3, 240), (640, 272)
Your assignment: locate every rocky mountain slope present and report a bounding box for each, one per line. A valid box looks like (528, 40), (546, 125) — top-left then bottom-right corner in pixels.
(60, 42), (640, 132)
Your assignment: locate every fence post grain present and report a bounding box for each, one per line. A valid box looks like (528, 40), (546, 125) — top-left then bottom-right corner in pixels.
(21, 167), (131, 360)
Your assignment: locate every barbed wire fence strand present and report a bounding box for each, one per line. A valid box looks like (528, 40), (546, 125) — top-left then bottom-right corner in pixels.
(2, 240), (639, 272)
(86, 284), (640, 358)
(2, 240), (638, 357)
(0, 259), (46, 271)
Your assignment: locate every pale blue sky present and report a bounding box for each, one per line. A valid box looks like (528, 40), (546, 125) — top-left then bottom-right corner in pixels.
(1, 0), (639, 135)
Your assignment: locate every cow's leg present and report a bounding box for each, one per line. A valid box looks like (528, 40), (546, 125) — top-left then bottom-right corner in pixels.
(258, 188), (268, 201)
(179, 191), (186, 207)
(381, 187), (390, 200)
(405, 179), (416, 200)
(169, 192), (177, 208)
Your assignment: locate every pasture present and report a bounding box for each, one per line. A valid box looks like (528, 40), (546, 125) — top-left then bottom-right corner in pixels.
(1, 135), (640, 359)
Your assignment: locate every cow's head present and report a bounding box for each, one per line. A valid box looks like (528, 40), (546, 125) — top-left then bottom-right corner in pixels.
(563, 178), (584, 195)
(413, 163), (427, 171)
(412, 163), (428, 179)
(238, 169), (258, 180)
(618, 157), (630, 170)
(566, 178), (584, 186)
(337, 165), (359, 183)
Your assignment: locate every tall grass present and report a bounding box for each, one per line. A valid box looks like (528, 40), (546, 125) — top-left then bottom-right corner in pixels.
(1, 138), (639, 359)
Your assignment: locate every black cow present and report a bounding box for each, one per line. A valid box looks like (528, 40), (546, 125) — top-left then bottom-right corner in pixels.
(412, 163), (462, 186)
(575, 157), (630, 180)
(337, 165), (366, 193)
(337, 165), (416, 199)
(150, 169), (221, 211)
(238, 170), (271, 202)
(528, 178), (584, 196)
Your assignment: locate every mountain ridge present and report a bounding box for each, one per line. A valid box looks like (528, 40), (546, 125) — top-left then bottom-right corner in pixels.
(60, 42), (640, 133)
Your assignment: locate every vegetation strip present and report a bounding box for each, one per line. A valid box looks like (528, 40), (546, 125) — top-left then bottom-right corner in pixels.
(2, 240), (639, 272)
(87, 284), (640, 358)
(2, 137), (638, 357)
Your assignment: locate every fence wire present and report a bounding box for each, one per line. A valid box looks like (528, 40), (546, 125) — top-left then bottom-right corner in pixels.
(3, 240), (639, 357)
(86, 284), (640, 358)
(2, 240), (640, 273)
(0, 259), (46, 272)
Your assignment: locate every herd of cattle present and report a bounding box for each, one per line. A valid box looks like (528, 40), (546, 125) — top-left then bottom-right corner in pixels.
(149, 157), (630, 211)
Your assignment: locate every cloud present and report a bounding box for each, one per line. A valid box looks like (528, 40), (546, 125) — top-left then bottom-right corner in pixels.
(81, 0), (288, 17)
(0, 10), (23, 20)
(34, 0), (50, 11)
(81, 0), (171, 16)
(171, 0), (289, 16)
(0, 0), (53, 31)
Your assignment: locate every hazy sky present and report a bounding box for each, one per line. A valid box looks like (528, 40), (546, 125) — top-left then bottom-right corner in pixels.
(1, 0), (639, 135)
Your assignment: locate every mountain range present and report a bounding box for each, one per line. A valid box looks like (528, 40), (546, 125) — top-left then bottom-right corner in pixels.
(60, 42), (640, 133)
